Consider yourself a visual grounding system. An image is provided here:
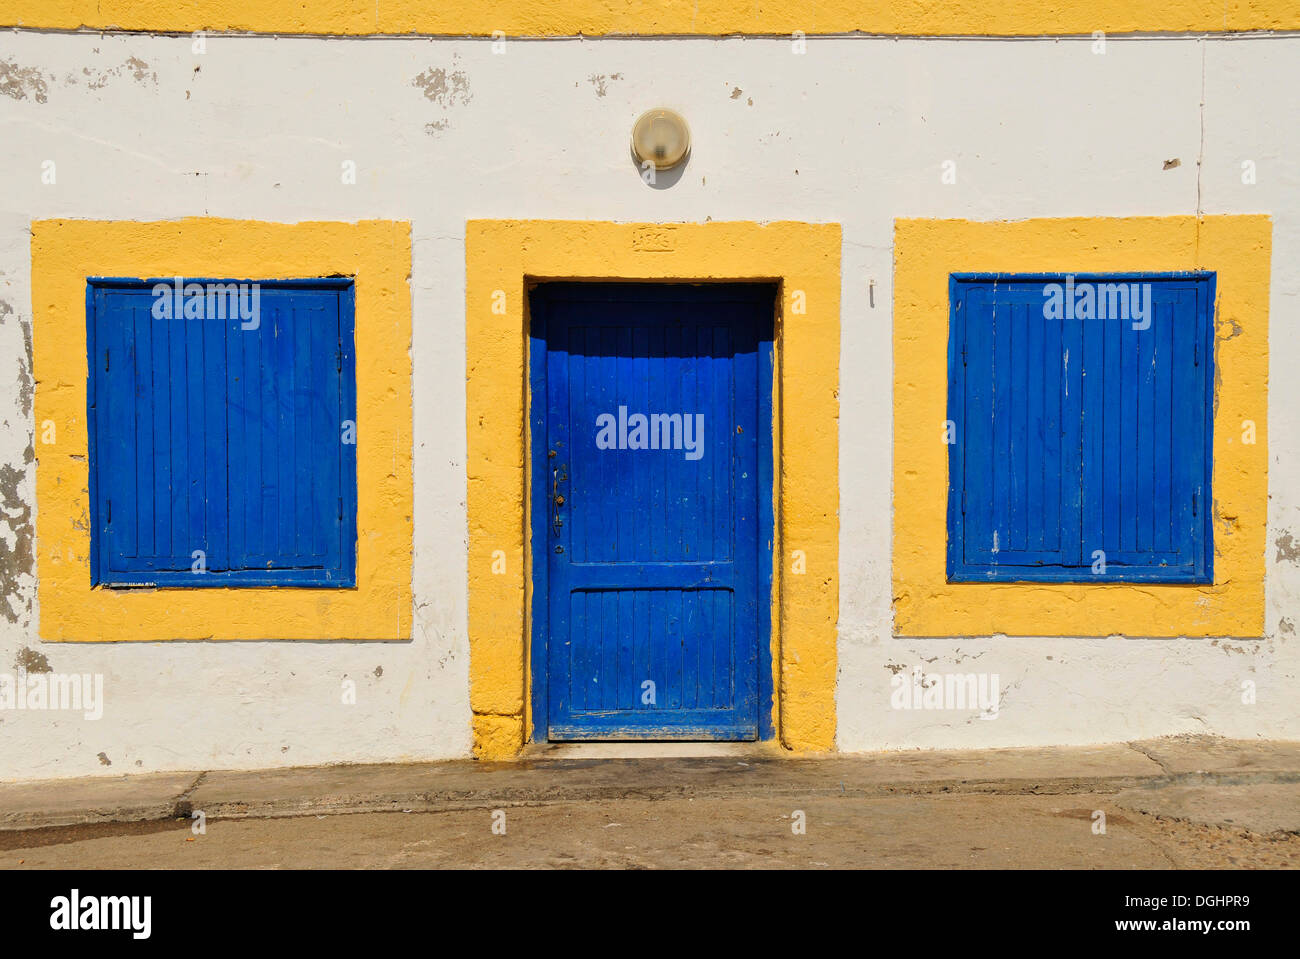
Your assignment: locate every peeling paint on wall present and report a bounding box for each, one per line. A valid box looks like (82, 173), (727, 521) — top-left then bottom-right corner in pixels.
(413, 65), (471, 107)
(13, 646), (50, 673)
(0, 59), (48, 102)
(1275, 531), (1300, 564)
(68, 56), (158, 90)
(413, 62), (472, 136)
(12, 311), (33, 421)
(0, 464), (34, 625)
(0, 300), (32, 418)
(587, 73), (621, 97)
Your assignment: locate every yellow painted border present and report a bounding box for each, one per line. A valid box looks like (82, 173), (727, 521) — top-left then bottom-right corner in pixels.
(892, 216), (1269, 638)
(466, 220), (839, 758)
(33, 218), (413, 641)
(4, 0), (1299, 35)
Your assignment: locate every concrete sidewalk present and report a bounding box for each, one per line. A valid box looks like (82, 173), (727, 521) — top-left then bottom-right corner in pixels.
(3, 735), (1299, 836)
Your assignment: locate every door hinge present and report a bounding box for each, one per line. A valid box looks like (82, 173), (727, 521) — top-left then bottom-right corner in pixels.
(961, 490), (966, 515)
(106, 499), (111, 524)
(1193, 490), (1198, 517)
(1194, 341), (1199, 367)
(337, 340), (342, 372)
(338, 497), (343, 522)
(104, 349), (110, 372)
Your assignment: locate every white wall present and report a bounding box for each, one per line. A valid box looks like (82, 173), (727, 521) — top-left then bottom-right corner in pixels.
(0, 32), (1295, 779)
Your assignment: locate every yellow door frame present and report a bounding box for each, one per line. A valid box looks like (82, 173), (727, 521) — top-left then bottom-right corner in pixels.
(465, 220), (840, 758)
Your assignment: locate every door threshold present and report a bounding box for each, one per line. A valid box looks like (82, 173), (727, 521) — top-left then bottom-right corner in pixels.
(524, 742), (771, 760)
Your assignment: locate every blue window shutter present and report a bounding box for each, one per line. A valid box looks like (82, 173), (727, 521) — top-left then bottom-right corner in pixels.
(89, 279), (356, 587)
(950, 280), (1082, 577)
(93, 287), (229, 581)
(948, 272), (1213, 583)
(225, 287), (351, 580)
(1080, 279), (1213, 581)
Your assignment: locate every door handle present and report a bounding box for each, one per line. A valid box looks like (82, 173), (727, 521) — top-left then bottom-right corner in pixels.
(551, 463), (568, 538)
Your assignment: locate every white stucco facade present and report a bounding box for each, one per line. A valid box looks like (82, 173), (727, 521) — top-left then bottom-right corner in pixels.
(0, 30), (1296, 780)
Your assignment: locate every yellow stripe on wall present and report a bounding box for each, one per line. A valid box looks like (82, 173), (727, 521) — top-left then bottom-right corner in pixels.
(5, 0), (1300, 36)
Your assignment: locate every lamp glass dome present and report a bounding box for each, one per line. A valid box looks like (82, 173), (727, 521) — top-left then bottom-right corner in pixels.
(631, 109), (690, 170)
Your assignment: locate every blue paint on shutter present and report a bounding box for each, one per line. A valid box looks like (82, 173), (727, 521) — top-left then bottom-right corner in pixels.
(529, 283), (774, 741)
(88, 278), (356, 587)
(948, 272), (1213, 584)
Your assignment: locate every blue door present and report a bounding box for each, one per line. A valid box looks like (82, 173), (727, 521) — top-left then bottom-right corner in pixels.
(529, 283), (774, 740)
